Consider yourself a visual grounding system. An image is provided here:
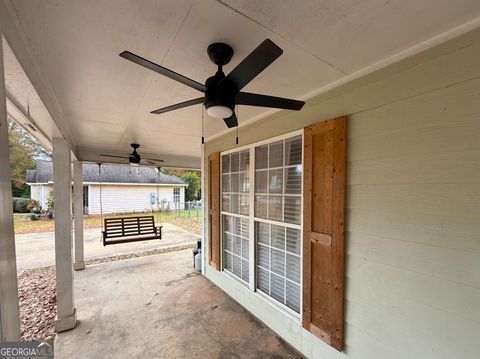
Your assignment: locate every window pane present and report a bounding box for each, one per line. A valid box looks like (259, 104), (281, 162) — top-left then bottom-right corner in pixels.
(255, 170), (268, 193)
(241, 260), (249, 282)
(285, 136), (302, 166)
(224, 233), (232, 252)
(269, 141), (283, 168)
(222, 154), (230, 173)
(222, 174), (231, 192)
(271, 248), (285, 277)
(256, 222), (269, 245)
(268, 196), (283, 221)
(242, 238), (249, 259)
(286, 254), (300, 283)
(257, 267), (269, 293)
(269, 169), (283, 193)
(284, 166), (301, 194)
(270, 273), (285, 303)
(240, 150), (250, 171)
(286, 228), (301, 255)
(223, 215), (232, 233)
(224, 251), (233, 271)
(231, 173), (239, 193)
(222, 194), (230, 212)
(233, 235), (241, 257)
(230, 152), (239, 172)
(271, 225), (285, 250)
(233, 255), (241, 277)
(257, 244), (269, 268)
(240, 218), (249, 237)
(232, 217), (241, 236)
(284, 196), (301, 224)
(239, 195), (249, 215)
(230, 194), (239, 213)
(255, 145), (268, 169)
(255, 195), (268, 219)
(286, 281), (300, 313)
(239, 172), (249, 193)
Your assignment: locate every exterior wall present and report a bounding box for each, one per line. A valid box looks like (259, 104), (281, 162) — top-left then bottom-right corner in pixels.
(88, 184), (185, 214)
(203, 28), (480, 359)
(29, 184), (52, 209)
(30, 185), (40, 203)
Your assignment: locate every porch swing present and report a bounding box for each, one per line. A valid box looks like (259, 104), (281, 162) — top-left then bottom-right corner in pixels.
(97, 163), (162, 246)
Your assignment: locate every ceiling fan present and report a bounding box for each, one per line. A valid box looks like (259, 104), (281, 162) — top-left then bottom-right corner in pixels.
(120, 39), (305, 128)
(100, 143), (164, 166)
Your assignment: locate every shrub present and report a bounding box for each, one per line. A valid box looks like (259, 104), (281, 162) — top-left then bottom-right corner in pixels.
(24, 213), (42, 221)
(26, 199), (40, 213)
(46, 191), (54, 211)
(12, 197), (30, 213)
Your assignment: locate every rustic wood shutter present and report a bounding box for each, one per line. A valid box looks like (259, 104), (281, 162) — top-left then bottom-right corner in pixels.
(208, 152), (221, 270)
(302, 116), (347, 351)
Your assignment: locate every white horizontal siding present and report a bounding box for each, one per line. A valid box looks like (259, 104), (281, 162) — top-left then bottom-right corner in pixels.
(88, 184), (182, 214)
(204, 28), (480, 359)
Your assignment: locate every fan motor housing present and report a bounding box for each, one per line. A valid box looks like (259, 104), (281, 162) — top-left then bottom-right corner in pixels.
(204, 73), (236, 114)
(204, 87), (235, 113)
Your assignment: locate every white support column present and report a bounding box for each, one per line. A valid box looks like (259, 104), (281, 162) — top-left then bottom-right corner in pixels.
(52, 138), (76, 332)
(0, 32), (21, 341)
(73, 161), (85, 271)
(200, 143), (206, 275)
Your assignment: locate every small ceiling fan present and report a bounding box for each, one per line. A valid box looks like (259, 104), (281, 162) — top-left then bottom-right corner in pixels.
(120, 39), (305, 128)
(100, 143), (164, 166)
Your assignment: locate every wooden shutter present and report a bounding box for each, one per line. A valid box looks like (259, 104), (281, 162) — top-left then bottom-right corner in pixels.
(302, 116), (347, 351)
(208, 152), (221, 270)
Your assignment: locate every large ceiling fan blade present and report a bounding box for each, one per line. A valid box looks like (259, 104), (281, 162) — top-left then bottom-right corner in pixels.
(120, 51), (206, 92)
(100, 154), (129, 159)
(236, 92), (305, 111)
(151, 97), (204, 114)
(223, 113), (238, 128)
(220, 39), (283, 92)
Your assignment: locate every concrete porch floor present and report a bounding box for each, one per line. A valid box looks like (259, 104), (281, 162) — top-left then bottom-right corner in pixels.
(55, 249), (302, 359)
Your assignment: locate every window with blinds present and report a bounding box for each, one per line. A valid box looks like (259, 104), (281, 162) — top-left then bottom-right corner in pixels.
(220, 133), (302, 315)
(221, 150), (250, 283)
(254, 135), (302, 314)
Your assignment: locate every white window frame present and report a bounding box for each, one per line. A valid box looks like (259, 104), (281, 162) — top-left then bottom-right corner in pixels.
(220, 129), (303, 320)
(173, 187), (181, 203)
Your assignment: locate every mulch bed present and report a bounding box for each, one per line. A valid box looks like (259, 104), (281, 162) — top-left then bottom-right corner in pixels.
(18, 243), (196, 341)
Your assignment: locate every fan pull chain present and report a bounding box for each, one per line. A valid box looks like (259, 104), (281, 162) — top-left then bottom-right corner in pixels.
(201, 105), (205, 144)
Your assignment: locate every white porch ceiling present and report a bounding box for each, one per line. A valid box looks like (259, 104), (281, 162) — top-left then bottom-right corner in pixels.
(3, 0), (480, 168)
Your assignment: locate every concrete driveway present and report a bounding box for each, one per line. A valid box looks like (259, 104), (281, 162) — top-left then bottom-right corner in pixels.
(15, 223), (198, 273)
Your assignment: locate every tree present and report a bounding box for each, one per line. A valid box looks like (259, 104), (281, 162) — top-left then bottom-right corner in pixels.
(180, 172), (200, 202)
(160, 167), (200, 179)
(8, 118), (51, 197)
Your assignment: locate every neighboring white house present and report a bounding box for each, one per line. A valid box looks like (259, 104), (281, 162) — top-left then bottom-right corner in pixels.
(26, 161), (187, 214)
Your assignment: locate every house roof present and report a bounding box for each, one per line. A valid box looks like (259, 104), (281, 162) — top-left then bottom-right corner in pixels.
(26, 160), (186, 185)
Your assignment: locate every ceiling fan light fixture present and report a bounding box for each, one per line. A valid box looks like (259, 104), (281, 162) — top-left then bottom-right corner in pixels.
(206, 105), (232, 119)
